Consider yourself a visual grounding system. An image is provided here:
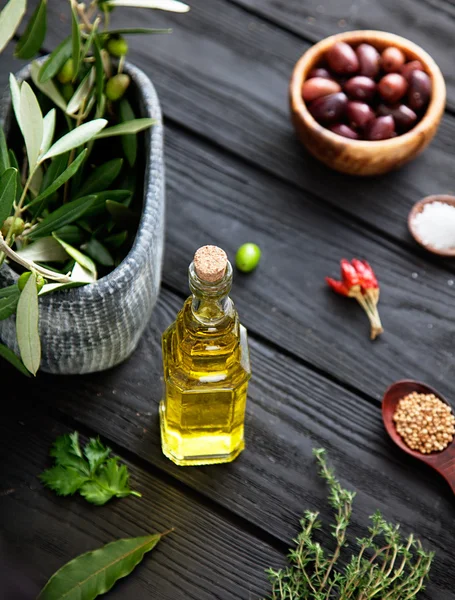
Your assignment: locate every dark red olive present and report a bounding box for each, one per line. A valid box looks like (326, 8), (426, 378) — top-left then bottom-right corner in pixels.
(381, 46), (406, 72)
(308, 92), (348, 124)
(377, 103), (417, 131)
(346, 101), (375, 129)
(356, 43), (380, 78)
(407, 70), (431, 111)
(302, 77), (341, 102)
(365, 115), (396, 140)
(378, 73), (408, 103)
(308, 68), (332, 79)
(343, 76), (376, 101)
(329, 123), (359, 139)
(326, 42), (359, 74)
(401, 60), (424, 82)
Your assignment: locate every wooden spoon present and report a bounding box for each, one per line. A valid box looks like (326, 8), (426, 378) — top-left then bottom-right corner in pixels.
(382, 380), (455, 495)
(408, 194), (455, 257)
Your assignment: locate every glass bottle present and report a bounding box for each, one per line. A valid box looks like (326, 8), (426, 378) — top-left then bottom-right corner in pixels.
(160, 245), (251, 466)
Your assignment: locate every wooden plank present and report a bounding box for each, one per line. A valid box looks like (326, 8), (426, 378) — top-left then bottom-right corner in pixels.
(3, 289), (454, 598)
(0, 412), (282, 599)
(231, 0), (455, 111)
(39, 0), (455, 248)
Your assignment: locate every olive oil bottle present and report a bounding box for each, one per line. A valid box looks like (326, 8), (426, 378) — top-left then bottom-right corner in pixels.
(160, 245), (251, 466)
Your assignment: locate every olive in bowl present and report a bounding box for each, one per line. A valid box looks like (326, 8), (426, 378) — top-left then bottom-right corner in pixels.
(290, 30), (446, 175)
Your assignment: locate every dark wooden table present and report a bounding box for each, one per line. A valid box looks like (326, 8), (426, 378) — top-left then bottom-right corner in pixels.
(1, 1), (454, 598)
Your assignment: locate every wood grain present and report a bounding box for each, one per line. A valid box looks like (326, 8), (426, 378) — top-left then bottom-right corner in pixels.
(0, 413), (283, 599)
(231, 0), (455, 111)
(41, 0), (455, 247)
(2, 287), (455, 598)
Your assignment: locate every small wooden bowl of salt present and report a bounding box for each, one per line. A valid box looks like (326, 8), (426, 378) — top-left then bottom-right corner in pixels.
(408, 195), (455, 256)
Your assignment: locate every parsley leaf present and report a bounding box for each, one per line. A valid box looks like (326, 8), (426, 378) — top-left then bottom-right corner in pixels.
(40, 432), (141, 505)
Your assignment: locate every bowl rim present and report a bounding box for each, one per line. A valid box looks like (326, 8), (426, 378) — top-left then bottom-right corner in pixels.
(290, 29), (447, 150)
(408, 194), (455, 257)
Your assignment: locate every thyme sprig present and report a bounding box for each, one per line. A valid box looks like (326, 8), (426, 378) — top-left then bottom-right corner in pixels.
(266, 449), (434, 600)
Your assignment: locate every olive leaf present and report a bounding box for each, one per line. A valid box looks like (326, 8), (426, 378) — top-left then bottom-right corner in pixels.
(105, 230), (128, 248)
(66, 68), (95, 116)
(0, 343), (30, 376)
(38, 35), (72, 83)
(83, 190), (132, 217)
(0, 167), (17, 226)
(0, 288), (20, 320)
(94, 118), (156, 138)
(9, 73), (22, 134)
(82, 238), (114, 267)
(20, 81), (44, 171)
(70, 0), (81, 80)
(106, 200), (139, 228)
(53, 224), (84, 246)
(53, 234), (97, 276)
(16, 272), (41, 376)
(15, 0), (47, 59)
(27, 195), (97, 240)
(30, 61), (67, 112)
(0, 128), (10, 175)
(16, 237), (69, 262)
(38, 533), (164, 600)
(41, 109), (56, 156)
(70, 260), (96, 283)
(105, 0), (190, 11)
(28, 150), (87, 210)
(119, 99), (137, 166)
(76, 158), (123, 198)
(41, 119), (108, 162)
(0, 0), (26, 54)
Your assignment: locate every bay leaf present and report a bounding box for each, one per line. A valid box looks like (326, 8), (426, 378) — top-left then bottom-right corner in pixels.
(38, 533), (163, 600)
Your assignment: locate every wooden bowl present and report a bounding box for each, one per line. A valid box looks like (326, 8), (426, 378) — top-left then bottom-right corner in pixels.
(290, 30), (446, 176)
(408, 194), (455, 256)
(382, 380), (455, 495)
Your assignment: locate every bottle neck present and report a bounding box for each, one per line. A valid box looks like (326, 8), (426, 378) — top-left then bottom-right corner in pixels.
(189, 261), (233, 325)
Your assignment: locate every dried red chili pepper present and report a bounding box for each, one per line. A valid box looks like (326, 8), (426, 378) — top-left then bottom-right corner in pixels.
(351, 259), (379, 303)
(325, 277), (350, 296)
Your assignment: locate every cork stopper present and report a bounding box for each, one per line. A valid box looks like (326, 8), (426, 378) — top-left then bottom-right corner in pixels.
(194, 245), (227, 283)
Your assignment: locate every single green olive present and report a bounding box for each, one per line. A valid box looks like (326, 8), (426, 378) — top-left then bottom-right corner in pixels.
(235, 243), (261, 273)
(105, 73), (131, 101)
(106, 36), (129, 58)
(18, 272), (45, 292)
(1, 216), (25, 238)
(57, 58), (74, 84)
(61, 83), (75, 102)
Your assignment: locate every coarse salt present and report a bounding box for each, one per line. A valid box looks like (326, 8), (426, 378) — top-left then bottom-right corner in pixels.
(412, 201), (455, 250)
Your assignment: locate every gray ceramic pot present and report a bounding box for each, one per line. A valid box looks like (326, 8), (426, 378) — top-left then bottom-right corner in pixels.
(0, 61), (165, 374)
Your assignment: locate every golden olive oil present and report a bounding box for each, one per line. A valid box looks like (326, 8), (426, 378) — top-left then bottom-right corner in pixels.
(160, 247), (251, 466)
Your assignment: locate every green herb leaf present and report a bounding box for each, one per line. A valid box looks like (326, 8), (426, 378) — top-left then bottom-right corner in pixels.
(38, 533), (163, 600)
(39, 280), (84, 295)
(70, 0), (81, 80)
(0, 342), (30, 376)
(38, 35), (72, 83)
(20, 81), (44, 171)
(76, 158), (123, 198)
(40, 465), (89, 496)
(27, 194), (96, 240)
(70, 261), (96, 283)
(105, 0), (190, 12)
(0, 0), (26, 54)
(53, 234), (97, 276)
(30, 61), (67, 112)
(94, 118), (156, 139)
(105, 230), (128, 248)
(66, 68), (94, 115)
(48, 432), (89, 473)
(82, 238), (114, 267)
(28, 149), (87, 209)
(84, 190), (131, 217)
(106, 200), (139, 228)
(80, 458), (140, 505)
(9, 73), (22, 134)
(15, 0), (47, 59)
(8, 150), (23, 202)
(84, 438), (112, 473)
(0, 167), (17, 226)
(53, 224), (84, 246)
(41, 109), (56, 156)
(0, 284), (19, 299)
(41, 119), (107, 162)
(0, 128), (10, 176)
(0, 288), (20, 320)
(119, 99), (137, 166)
(105, 27), (172, 35)
(16, 271), (41, 376)
(16, 237), (69, 262)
